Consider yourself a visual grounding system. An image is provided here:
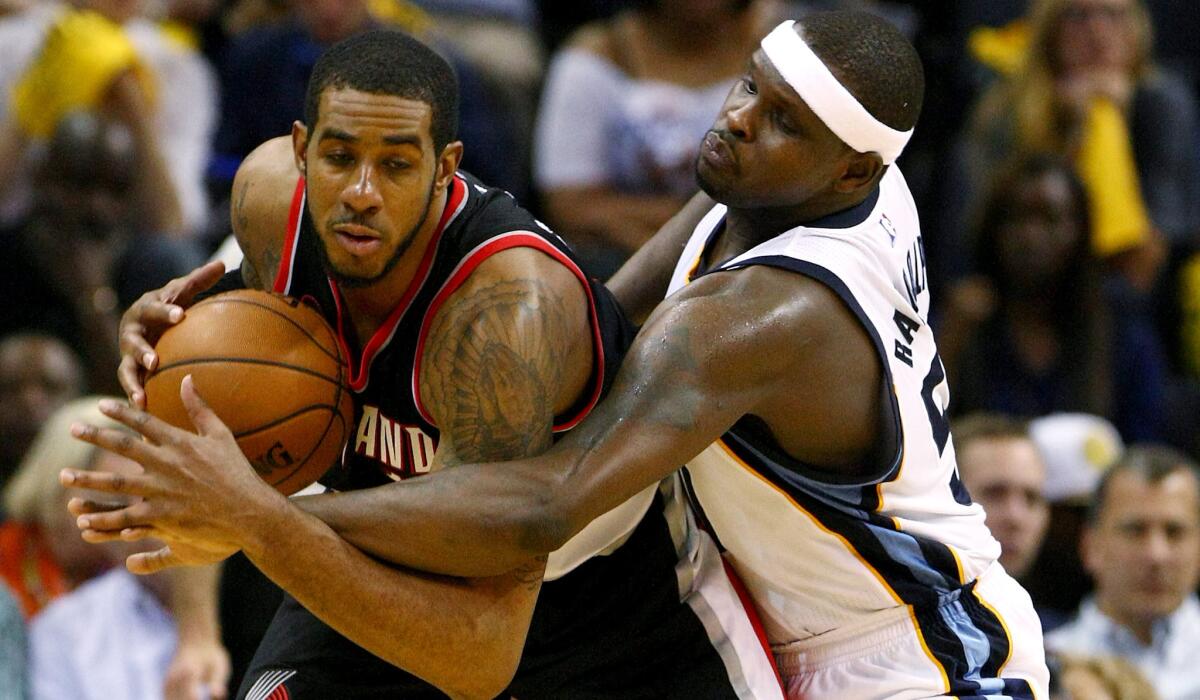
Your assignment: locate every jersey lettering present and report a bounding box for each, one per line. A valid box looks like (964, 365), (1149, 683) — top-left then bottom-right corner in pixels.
(353, 404), (439, 478)
(892, 309), (920, 368)
(902, 236), (928, 313)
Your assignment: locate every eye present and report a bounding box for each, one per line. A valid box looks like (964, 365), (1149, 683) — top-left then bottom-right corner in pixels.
(775, 112), (799, 136)
(384, 159), (411, 172)
(741, 76), (757, 95)
(323, 151), (354, 166)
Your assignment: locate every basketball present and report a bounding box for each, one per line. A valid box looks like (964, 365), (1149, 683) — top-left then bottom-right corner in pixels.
(144, 289), (354, 496)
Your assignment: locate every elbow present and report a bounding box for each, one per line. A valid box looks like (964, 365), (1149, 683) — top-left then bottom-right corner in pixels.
(440, 626), (523, 699)
(511, 478), (584, 554)
(442, 668), (515, 700)
(515, 505), (575, 555)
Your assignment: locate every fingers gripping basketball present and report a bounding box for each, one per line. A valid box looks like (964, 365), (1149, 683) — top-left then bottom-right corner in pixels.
(144, 290), (354, 495)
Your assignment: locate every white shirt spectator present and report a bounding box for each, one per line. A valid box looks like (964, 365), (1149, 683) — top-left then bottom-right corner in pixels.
(1046, 595), (1200, 700)
(535, 48), (732, 199)
(28, 568), (177, 700)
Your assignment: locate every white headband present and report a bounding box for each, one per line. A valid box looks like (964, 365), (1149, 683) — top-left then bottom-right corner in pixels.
(760, 20), (912, 165)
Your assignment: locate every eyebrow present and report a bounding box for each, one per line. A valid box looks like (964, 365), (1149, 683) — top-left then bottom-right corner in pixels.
(317, 128), (421, 147)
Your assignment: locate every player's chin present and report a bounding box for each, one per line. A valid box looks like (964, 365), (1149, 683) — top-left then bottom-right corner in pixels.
(327, 261), (388, 289)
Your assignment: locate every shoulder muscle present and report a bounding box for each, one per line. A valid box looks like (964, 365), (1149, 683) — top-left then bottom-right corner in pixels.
(231, 136), (300, 290)
(419, 247), (592, 463)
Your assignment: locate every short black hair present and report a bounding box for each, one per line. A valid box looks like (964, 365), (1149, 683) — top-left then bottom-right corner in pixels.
(1088, 445), (1200, 524)
(797, 11), (924, 132)
(304, 30), (459, 152)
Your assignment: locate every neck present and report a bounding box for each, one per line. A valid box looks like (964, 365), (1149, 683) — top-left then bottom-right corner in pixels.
(1096, 597), (1161, 646)
(723, 189), (874, 245)
(339, 186), (449, 341)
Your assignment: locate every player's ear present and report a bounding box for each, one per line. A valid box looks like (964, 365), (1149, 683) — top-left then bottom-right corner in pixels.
(833, 151), (884, 196)
(435, 140), (463, 193)
(291, 121), (310, 176)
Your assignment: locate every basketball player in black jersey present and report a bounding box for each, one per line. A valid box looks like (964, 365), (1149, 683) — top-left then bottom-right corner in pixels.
(63, 30), (777, 699)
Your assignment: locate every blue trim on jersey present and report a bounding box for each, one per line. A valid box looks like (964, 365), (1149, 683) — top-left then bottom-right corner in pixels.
(913, 581), (1030, 699)
(714, 255), (903, 487)
(718, 435), (962, 607)
(804, 185), (881, 229)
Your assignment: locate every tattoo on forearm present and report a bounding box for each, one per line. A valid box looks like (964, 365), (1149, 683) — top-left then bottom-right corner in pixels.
(423, 278), (572, 463)
(513, 555), (548, 593)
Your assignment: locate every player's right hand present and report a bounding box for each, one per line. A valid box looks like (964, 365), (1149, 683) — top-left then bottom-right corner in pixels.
(119, 260), (225, 408)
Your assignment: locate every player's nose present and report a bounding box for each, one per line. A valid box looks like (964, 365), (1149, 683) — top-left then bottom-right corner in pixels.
(725, 98), (756, 141)
(342, 163), (384, 213)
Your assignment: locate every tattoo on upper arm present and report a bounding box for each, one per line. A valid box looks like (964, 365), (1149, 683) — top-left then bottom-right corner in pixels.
(423, 277), (574, 464)
(234, 178), (250, 236)
(232, 175), (282, 291)
(240, 258), (261, 289)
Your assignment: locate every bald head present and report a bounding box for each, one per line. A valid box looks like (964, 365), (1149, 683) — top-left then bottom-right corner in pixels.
(798, 11), (924, 132)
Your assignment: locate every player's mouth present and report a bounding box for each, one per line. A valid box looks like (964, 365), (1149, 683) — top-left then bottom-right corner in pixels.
(333, 223), (383, 256)
(700, 131), (736, 171)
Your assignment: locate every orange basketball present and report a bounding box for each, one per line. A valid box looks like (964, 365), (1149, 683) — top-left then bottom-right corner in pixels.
(144, 289), (353, 495)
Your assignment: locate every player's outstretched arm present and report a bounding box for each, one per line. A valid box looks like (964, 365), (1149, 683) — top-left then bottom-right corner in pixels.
(298, 266), (840, 577)
(293, 246), (595, 568)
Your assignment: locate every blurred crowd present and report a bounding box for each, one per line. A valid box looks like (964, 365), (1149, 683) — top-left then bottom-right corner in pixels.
(0, 0), (1198, 699)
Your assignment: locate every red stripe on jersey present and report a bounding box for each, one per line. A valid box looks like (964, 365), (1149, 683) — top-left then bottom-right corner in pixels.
(272, 177), (307, 293)
(411, 232), (605, 433)
(721, 557), (786, 691)
(328, 175), (468, 392)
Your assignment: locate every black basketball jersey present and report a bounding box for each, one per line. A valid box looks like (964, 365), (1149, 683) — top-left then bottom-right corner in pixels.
(237, 172), (766, 699)
(271, 171), (629, 491)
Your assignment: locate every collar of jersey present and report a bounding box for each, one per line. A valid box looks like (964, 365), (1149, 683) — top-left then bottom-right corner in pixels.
(328, 174), (469, 392)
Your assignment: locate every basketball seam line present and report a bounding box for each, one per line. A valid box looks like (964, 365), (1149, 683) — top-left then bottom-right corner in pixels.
(190, 297), (344, 365)
(149, 358), (345, 388)
(232, 403), (343, 439)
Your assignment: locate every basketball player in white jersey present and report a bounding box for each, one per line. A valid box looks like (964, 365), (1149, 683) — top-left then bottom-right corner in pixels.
(77, 11), (1047, 699)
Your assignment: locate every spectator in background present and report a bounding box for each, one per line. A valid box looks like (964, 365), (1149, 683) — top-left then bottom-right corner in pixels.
(1046, 445), (1200, 700)
(0, 334), (83, 500)
(952, 414), (1050, 583)
(0, 0), (218, 236)
(0, 398), (125, 618)
(1026, 413), (1125, 628)
(534, 0), (779, 278)
(0, 585), (26, 700)
(28, 449), (215, 700)
(409, 0), (544, 188)
(1, 398), (229, 698)
(938, 156), (1170, 442)
(0, 113), (204, 395)
(962, 0), (1197, 290)
(211, 0), (525, 201)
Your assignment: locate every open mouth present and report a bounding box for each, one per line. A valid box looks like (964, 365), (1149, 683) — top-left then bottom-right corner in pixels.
(333, 224), (383, 255)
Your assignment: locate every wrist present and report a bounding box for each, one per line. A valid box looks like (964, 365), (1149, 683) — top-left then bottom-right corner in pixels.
(238, 489), (298, 561)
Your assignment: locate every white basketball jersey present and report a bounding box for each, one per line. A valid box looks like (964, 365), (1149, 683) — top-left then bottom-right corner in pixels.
(667, 167), (1001, 645)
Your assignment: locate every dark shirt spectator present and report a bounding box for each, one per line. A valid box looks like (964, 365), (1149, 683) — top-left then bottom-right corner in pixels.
(211, 1), (524, 198)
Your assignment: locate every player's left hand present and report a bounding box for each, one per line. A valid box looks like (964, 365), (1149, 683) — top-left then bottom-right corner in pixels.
(62, 375), (290, 574)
